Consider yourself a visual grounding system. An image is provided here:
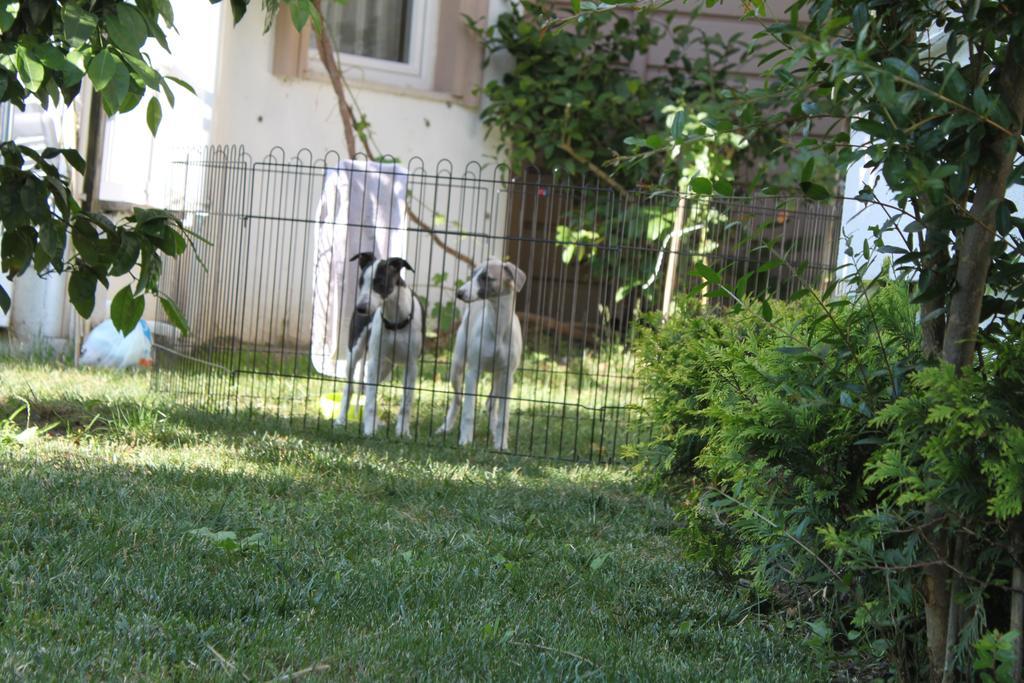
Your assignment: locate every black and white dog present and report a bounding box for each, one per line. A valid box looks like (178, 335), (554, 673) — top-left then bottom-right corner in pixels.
(436, 258), (526, 450)
(336, 253), (423, 437)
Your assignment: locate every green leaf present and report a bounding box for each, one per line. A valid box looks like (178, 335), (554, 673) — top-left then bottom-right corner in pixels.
(51, 53), (86, 88)
(0, 2), (19, 32)
(882, 57), (919, 82)
(690, 262), (721, 285)
(760, 299), (773, 322)
(228, 0), (247, 24)
(801, 156), (815, 182)
(799, 181), (831, 201)
(136, 249), (162, 293)
(122, 52), (161, 89)
(589, 552), (611, 571)
(644, 133), (665, 148)
(689, 177), (713, 195)
(110, 286), (145, 334)
(307, 0), (321, 33)
(160, 295), (189, 336)
(972, 88), (989, 116)
(713, 179), (733, 196)
(110, 233), (141, 276)
(61, 4), (98, 46)
(24, 0), (47, 24)
(808, 620), (831, 641)
(152, 0), (173, 25)
(15, 48), (45, 92)
(146, 97), (162, 135)
(0, 283), (10, 312)
(106, 4), (149, 53)
(68, 270), (98, 319)
(287, 0), (310, 31)
(851, 118), (891, 139)
(160, 80), (175, 107)
(118, 82), (144, 113)
(1, 228), (35, 276)
(163, 229), (186, 256)
(165, 75), (196, 95)
(101, 62), (131, 114)
(36, 221), (67, 263)
(87, 50), (120, 91)
(756, 258), (785, 273)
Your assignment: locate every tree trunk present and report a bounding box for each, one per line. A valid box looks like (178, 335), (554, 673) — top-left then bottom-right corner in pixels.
(919, 227), (948, 361)
(1011, 517), (1023, 683)
(924, 556), (952, 683)
(921, 33), (1024, 683)
(941, 534), (964, 683)
(941, 35), (1024, 369)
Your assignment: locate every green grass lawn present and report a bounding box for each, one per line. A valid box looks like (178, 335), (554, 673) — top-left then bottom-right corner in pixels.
(0, 360), (827, 681)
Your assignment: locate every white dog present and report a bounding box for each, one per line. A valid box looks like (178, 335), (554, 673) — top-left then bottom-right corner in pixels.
(336, 253), (423, 438)
(437, 258), (526, 450)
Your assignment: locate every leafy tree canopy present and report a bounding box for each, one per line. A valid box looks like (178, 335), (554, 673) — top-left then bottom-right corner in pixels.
(0, 0), (321, 335)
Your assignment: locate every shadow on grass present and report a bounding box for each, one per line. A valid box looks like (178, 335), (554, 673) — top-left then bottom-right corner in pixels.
(0, 386), (626, 478)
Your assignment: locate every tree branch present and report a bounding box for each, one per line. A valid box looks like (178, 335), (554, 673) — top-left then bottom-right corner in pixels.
(309, 0), (356, 158)
(557, 142), (629, 197)
(405, 207), (475, 267)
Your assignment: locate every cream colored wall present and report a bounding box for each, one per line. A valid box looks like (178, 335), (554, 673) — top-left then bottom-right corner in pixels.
(208, 3), (502, 170)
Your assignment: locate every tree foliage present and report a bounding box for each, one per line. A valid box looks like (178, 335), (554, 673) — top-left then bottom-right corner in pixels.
(0, 0), (322, 335)
(623, 0), (1024, 678)
(475, 1), (755, 188)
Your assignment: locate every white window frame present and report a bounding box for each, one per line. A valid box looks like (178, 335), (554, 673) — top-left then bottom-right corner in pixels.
(306, 1), (441, 91)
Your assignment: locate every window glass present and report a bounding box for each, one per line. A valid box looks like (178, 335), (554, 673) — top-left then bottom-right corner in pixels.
(322, 0), (414, 64)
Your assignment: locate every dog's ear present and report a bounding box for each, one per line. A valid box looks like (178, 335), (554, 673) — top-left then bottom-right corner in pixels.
(502, 262), (527, 293)
(385, 257), (414, 274)
(349, 252), (376, 270)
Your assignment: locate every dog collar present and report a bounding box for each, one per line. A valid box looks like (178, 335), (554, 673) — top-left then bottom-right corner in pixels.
(382, 310), (414, 331)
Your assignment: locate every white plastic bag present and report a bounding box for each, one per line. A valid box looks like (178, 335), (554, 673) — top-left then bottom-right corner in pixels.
(79, 319), (154, 369)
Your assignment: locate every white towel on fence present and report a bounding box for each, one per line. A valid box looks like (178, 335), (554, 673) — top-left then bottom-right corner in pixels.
(311, 160), (409, 377)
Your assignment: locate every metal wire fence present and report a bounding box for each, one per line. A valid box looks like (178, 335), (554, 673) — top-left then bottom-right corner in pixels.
(152, 146), (841, 462)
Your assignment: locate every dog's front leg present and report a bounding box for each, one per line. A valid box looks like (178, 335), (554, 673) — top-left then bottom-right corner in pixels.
(362, 328), (390, 437)
(396, 353), (418, 438)
(437, 363), (463, 435)
(337, 335), (366, 426)
(437, 331), (466, 436)
(362, 358), (380, 436)
(459, 364), (481, 446)
(490, 368), (514, 451)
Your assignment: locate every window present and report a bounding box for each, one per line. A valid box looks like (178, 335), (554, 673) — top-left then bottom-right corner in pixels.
(324, 0), (413, 63)
(272, 0), (488, 104)
(311, 0), (438, 90)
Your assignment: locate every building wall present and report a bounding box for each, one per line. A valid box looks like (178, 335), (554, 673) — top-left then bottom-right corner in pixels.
(208, 2), (504, 167)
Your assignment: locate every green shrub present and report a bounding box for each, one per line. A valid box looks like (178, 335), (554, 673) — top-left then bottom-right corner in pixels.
(636, 285), (1022, 677)
(475, 1), (747, 186)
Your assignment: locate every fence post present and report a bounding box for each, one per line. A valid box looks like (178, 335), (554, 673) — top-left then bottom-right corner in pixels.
(661, 193), (687, 318)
